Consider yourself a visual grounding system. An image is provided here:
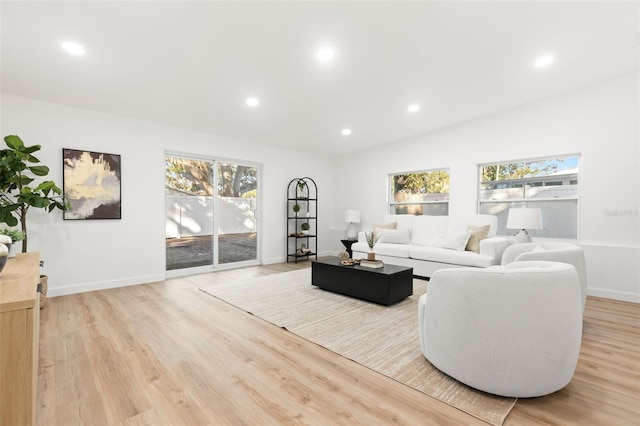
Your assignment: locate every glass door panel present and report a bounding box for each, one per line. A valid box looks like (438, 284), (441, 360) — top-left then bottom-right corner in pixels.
(217, 163), (258, 265)
(165, 156), (215, 270)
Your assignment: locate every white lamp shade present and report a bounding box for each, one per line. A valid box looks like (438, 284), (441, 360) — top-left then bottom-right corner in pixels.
(506, 208), (543, 230)
(344, 210), (361, 223)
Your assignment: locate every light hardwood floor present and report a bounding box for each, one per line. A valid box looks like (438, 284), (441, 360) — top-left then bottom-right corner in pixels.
(37, 262), (639, 425)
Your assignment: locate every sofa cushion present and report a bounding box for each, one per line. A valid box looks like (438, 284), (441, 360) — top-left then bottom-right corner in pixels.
(385, 214), (416, 231)
(373, 222), (397, 230)
(411, 216), (450, 245)
(376, 228), (411, 244)
(352, 241), (413, 258)
(426, 231), (471, 251)
(410, 246), (494, 268)
(466, 224), (490, 253)
(448, 215), (498, 237)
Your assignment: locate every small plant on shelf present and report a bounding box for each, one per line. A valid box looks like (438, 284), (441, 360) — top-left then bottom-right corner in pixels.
(292, 203), (301, 215)
(301, 222), (310, 234)
(296, 180), (308, 199)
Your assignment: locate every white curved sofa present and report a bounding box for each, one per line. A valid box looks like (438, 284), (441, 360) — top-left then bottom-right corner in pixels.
(351, 214), (511, 277)
(418, 261), (583, 397)
(501, 242), (588, 312)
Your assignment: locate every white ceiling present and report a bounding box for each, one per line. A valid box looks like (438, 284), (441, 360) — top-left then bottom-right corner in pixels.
(1, 1), (638, 156)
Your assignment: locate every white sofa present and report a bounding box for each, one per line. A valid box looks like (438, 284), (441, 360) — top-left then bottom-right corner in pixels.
(351, 214), (511, 277)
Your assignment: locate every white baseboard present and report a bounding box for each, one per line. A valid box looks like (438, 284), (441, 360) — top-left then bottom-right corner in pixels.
(588, 288), (640, 304)
(263, 256), (286, 265)
(47, 273), (166, 297)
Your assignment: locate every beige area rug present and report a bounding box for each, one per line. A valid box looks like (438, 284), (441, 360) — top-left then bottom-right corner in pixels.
(199, 269), (516, 425)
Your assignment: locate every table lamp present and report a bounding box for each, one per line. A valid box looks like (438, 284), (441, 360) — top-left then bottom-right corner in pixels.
(506, 207), (542, 243)
(345, 210), (361, 240)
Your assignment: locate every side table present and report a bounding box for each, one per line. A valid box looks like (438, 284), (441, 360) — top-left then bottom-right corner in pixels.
(341, 239), (357, 258)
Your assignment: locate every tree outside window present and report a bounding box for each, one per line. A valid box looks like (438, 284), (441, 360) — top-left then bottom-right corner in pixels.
(389, 169), (450, 215)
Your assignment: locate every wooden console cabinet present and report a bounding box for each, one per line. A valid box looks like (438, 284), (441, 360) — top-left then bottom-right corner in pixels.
(0, 252), (41, 425)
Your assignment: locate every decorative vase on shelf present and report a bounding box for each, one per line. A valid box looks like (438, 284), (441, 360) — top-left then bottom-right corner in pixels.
(296, 180), (308, 199)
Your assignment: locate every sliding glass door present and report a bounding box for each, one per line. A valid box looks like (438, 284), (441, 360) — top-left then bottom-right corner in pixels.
(165, 156), (215, 270)
(165, 154), (260, 273)
(217, 162), (258, 265)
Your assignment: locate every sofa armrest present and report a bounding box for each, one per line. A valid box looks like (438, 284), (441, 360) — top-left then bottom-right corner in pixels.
(479, 237), (512, 265)
(500, 243), (538, 265)
(357, 231), (367, 243)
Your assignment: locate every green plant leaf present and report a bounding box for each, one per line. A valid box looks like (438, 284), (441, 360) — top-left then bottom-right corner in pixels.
(28, 197), (50, 208)
(0, 207), (19, 227)
(26, 154), (41, 163)
(35, 181), (60, 194)
(23, 145), (41, 155)
(4, 135), (25, 150)
(18, 176), (34, 186)
(29, 165), (49, 176)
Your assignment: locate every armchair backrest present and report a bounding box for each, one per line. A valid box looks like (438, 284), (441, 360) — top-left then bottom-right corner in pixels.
(502, 242), (587, 312)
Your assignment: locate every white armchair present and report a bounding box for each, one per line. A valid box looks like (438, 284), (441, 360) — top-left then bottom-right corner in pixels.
(501, 242), (587, 312)
(418, 261), (583, 398)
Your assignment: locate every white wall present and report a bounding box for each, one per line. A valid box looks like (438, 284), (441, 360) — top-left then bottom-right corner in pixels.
(2, 73), (638, 302)
(0, 94), (333, 296)
(331, 73), (640, 302)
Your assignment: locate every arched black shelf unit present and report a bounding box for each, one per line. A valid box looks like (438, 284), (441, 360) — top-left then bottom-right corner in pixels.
(286, 177), (317, 263)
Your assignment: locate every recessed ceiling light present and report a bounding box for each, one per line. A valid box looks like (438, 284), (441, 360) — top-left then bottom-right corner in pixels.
(61, 41), (85, 56)
(408, 104), (420, 113)
(341, 128), (352, 136)
(317, 48), (335, 62)
(534, 55), (554, 68)
(246, 97), (259, 107)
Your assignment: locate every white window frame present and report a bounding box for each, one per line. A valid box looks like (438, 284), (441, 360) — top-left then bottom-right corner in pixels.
(477, 154), (580, 239)
(388, 168), (450, 216)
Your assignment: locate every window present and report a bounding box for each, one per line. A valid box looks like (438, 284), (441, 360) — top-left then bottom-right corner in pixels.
(389, 169), (450, 215)
(478, 155), (579, 239)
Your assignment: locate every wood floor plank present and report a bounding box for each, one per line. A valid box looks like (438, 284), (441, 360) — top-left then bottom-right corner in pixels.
(36, 262), (640, 425)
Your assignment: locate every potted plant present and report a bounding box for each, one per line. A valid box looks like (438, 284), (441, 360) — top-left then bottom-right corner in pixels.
(292, 203), (301, 216)
(296, 180), (308, 199)
(301, 222), (310, 235)
(0, 135), (68, 252)
(365, 231), (382, 260)
(0, 228), (26, 257)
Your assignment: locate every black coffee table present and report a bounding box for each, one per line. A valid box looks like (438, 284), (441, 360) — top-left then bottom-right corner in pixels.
(311, 257), (413, 306)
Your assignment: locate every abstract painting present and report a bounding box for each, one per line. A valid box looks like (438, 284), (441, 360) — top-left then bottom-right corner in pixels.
(63, 149), (121, 220)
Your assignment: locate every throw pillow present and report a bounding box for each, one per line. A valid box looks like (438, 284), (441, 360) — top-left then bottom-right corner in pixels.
(372, 222), (397, 230)
(427, 231), (472, 251)
(465, 224), (490, 253)
(376, 228), (411, 244)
